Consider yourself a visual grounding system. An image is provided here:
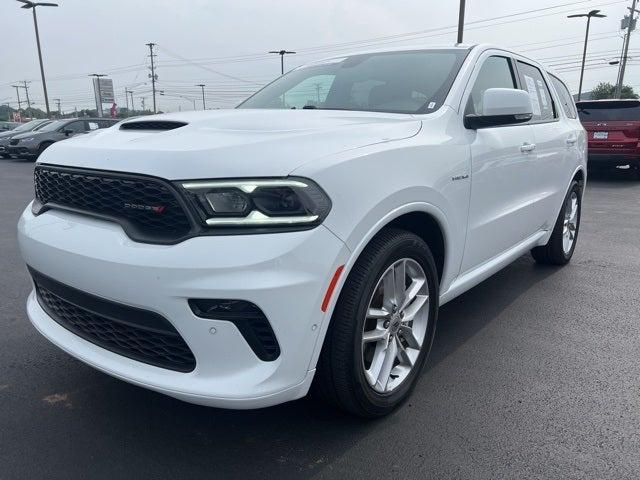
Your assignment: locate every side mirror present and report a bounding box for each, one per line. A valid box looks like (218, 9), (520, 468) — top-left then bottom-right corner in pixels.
(63, 128), (73, 136)
(464, 88), (533, 129)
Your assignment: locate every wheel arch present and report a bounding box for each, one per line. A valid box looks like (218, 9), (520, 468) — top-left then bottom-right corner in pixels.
(307, 203), (452, 372)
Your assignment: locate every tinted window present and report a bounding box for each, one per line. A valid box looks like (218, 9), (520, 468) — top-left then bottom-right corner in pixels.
(239, 49), (469, 114)
(466, 56), (516, 115)
(549, 75), (576, 119)
(65, 121), (86, 134)
(576, 101), (640, 121)
(516, 61), (556, 122)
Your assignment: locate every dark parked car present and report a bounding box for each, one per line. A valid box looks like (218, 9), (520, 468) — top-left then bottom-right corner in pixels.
(577, 99), (640, 178)
(0, 119), (53, 158)
(0, 121), (21, 131)
(6, 118), (118, 159)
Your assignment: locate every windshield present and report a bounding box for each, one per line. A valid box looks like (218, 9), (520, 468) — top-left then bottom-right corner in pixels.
(13, 120), (45, 133)
(577, 101), (640, 121)
(37, 120), (67, 133)
(238, 49), (469, 114)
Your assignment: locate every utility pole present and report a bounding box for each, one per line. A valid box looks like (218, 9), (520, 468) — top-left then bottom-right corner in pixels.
(146, 42), (158, 113)
(196, 84), (206, 110)
(269, 50), (296, 75)
(12, 85), (22, 113)
(124, 89), (129, 114)
(16, 1), (58, 117)
(22, 80), (32, 112)
(89, 73), (106, 117)
(126, 90), (135, 114)
(457, 0), (466, 44)
(568, 9), (607, 101)
(141, 97), (146, 112)
(616, 0), (638, 98)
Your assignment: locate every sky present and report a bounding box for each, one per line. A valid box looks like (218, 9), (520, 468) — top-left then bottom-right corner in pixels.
(1, 0), (638, 114)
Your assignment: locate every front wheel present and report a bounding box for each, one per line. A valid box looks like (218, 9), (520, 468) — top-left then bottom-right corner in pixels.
(314, 228), (439, 417)
(531, 180), (582, 265)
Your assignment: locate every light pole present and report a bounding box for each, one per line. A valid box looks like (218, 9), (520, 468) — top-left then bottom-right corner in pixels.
(89, 73), (106, 117)
(269, 50), (296, 75)
(16, 0), (58, 117)
(196, 84), (206, 110)
(53, 98), (61, 117)
(568, 9), (606, 101)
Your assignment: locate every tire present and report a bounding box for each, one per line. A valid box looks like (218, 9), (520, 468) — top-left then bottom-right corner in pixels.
(531, 180), (582, 265)
(314, 228), (439, 417)
(36, 142), (53, 159)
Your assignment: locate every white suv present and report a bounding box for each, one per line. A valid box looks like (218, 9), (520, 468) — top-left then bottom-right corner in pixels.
(18, 44), (586, 417)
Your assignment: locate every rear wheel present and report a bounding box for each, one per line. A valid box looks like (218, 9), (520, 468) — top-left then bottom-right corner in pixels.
(314, 228), (439, 417)
(531, 180), (582, 265)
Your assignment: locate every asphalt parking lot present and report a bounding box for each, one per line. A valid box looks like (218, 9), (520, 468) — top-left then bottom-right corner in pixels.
(1, 158), (639, 480)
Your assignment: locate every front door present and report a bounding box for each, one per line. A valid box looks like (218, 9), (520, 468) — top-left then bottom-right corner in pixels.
(461, 54), (539, 273)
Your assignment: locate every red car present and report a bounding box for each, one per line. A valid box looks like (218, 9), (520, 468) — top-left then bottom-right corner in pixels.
(577, 99), (640, 178)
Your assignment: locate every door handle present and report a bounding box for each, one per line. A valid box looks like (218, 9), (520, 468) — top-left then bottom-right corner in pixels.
(566, 136), (577, 145)
(520, 142), (536, 153)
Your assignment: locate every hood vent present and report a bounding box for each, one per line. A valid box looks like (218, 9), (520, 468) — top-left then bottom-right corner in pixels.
(120, 120), (187, 131)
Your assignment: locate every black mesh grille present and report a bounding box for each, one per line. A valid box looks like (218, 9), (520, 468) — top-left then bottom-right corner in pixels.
(32, 269), (196, 372)
(34, 166), (193, 244)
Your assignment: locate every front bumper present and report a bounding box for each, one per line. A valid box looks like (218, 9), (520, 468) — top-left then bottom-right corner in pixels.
(6, 144), (37, 157)
(18, 204), (350, 408)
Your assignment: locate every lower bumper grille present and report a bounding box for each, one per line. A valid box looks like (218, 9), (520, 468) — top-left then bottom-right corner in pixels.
(30, 268), (196, 372)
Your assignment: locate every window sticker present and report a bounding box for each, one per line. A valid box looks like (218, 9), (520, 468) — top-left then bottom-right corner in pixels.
(536, 79), (549, 109)
(524, 75), (541, 116)
(427, 101), (436, 109)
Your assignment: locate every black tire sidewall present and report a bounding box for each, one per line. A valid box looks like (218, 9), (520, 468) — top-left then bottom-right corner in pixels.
(556, 180), (582, 261)
(346, 233), (439, 415)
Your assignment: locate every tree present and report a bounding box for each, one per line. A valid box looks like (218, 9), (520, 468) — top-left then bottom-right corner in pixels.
(590, 82), (639, 100)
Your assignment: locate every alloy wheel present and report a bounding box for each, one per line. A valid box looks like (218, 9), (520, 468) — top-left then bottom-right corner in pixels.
(361, 258), (430, 393)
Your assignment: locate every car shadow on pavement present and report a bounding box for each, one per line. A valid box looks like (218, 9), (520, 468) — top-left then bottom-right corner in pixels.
(51, 255), (557, 479)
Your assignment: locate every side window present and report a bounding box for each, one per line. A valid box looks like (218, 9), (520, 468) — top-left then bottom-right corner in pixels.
(549, 74), (577, 119)
(65, 121), (86, 134)
(515, 61), (556, 122)
(466, 56), (516, 115)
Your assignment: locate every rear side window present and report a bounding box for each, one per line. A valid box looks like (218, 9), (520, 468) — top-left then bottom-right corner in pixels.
(466, 56), (516, 115)
(576, 101), (640, 121)
(516, 61), (556, 122)
(549, 75), (577, 119)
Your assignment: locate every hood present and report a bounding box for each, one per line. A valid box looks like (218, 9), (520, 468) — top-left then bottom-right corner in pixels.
(38, 109), (421, 179)
(0, 130), (17, 140)
(11, 131), (47, 140)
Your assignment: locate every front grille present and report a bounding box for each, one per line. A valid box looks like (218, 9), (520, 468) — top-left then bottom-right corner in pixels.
(31, 268), (196, 372)
(34, 165), (194, 244)
(9, 139), (18, 146)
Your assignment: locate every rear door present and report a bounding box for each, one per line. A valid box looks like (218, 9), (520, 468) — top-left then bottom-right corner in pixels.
(512, 60), (572, 230)
(461, 53), (538, 273)
(577, 100), (640, 155)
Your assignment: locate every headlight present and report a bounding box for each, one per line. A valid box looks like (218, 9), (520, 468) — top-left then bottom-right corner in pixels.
(21, 137), (35, 142)
(180, 177), (331, 229)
